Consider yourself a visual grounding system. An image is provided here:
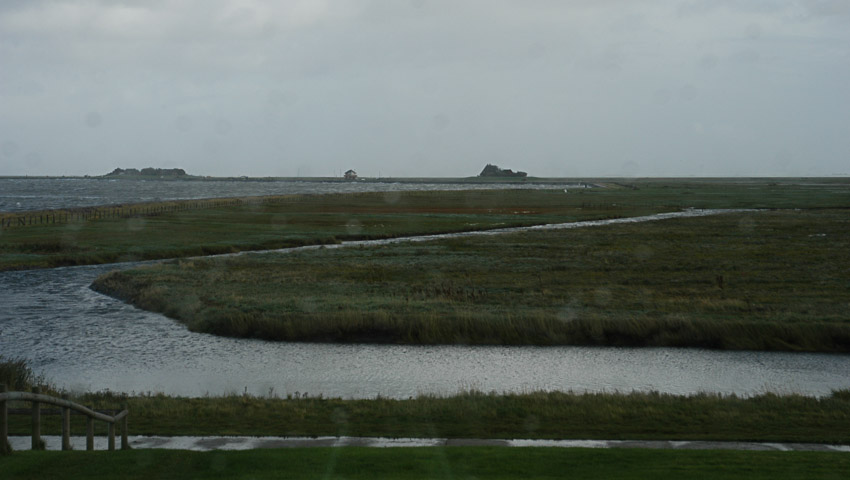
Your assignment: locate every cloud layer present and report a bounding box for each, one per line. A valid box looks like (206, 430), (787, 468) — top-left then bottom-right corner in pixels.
(2, 1), (848, 177)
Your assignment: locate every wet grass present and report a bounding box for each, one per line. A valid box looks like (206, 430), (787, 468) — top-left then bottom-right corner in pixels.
(5, 389), (850, 444)
(0, 356), (45, 392)
(3, 179), (848, 271)
(93, 208), (850, 351)
(3, 447), (850, 480)
(0, 189), (666, 271)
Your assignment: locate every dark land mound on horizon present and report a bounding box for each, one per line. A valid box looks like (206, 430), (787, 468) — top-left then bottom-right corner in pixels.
(104, 167), (189, 178)
(479, 164), (528, 178)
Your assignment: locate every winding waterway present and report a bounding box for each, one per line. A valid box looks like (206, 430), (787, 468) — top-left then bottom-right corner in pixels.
(3, 217), (850, 398)
(2, 180), (849, 398)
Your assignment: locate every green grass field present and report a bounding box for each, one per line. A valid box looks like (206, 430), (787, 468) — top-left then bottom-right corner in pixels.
(3, 179), (848, 271)
(92, 208), (850, 351)
(0, 189), (667, 271)
(3, 447), (849, 480)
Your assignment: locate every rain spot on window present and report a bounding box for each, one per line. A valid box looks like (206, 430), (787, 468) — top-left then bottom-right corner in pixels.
(85, 111), (103, 128)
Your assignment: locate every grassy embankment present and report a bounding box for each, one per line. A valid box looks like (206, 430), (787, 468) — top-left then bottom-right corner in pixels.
(5, 448), (850, 480)
(4, 357), (850, 477)
(4, 356), (850, 444)
(93, 207), (850, 351)
(0, 357), (43, 392)
(0, 189), (669, 271)
(5, 389), (849, 444)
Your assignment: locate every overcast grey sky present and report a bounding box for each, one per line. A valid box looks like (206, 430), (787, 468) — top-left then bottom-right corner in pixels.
(1, 1), (848, 177)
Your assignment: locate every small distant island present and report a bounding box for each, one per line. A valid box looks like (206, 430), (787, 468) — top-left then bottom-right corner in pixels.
(104, 167), (190, 178)
(478, 164), (527, 178)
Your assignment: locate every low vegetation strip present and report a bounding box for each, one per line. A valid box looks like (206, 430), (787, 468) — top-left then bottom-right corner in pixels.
(5, 356), (849, 445)
(4, 448), (850, 480)
(4, 356), (849, 445)
(3, 389), (849, 444)
(92, 209), (850, 351)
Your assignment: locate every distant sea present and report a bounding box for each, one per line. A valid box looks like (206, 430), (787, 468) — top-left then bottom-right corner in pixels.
(0, 178), (568, 213)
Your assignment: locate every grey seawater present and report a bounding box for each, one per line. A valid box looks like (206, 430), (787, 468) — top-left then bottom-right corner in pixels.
(0, 178), (570, 212)
(2, 210), (850, 398)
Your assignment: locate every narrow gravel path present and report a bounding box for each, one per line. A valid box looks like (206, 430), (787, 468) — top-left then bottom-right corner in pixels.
(9, 435), (850, 452)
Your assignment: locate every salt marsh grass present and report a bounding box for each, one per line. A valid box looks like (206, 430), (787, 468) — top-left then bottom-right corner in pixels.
(93, 209), (850, 351)
(0, 355), (46, 391)
(6, 388), (850, 444)
(4, 179), (848, 270)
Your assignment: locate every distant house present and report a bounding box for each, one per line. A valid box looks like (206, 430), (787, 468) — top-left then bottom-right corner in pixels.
(344, 169), (358, 180)
(108, 168), (140, 176)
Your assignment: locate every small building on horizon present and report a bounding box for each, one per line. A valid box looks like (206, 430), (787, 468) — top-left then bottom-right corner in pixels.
(344, 169), (358, 180)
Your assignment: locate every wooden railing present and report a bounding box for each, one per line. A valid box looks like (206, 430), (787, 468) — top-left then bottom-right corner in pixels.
(0, 384), (129, 453)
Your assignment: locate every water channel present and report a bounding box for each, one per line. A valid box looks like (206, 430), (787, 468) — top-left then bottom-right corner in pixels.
(3, 206), (849, 398)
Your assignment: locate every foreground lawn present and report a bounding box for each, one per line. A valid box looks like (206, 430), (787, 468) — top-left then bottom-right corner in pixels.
(3, 447), (849, 480)
(92, 208), (850, 351)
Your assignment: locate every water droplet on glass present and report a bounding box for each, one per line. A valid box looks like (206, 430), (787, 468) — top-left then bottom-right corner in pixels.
(85, 111), (102, 128)
(346, 219), (363, 235)
(652, 89), (671, 105)
(745, 23), (762, 40)
(25, 152), (42, 165)
(383, 191), (401, 205)
(215, 119), (232, 135)
(634, 245), (654, 261)
(175, 115), (193, 132)
(432, 114), (449, 130)
(594, 288), (612, 306)
(1, 140), (19, 157)
(699, 54), (718, 70)
(679, 84), (697, 101)
(127, 217), (147, 232)
(558, 305), (577, 323)
(621, 161), (640, 176)
(524, 414), (540, 432)
(738, 217), (755, 233)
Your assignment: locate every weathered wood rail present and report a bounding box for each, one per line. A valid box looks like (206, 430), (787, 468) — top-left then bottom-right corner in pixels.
(0, 384), (129, 453)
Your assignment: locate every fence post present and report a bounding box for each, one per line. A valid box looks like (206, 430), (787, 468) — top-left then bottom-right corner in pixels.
(32, 386), (42, 450)
(1, 384), (8, 455)
(121, 403), (129, 450)
(86, 408), (94, 451)
(61, 394), (71, 451)
(108, 422), (115, 451)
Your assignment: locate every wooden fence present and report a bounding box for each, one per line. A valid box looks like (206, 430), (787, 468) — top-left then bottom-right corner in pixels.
(0, 384), (129, 453)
